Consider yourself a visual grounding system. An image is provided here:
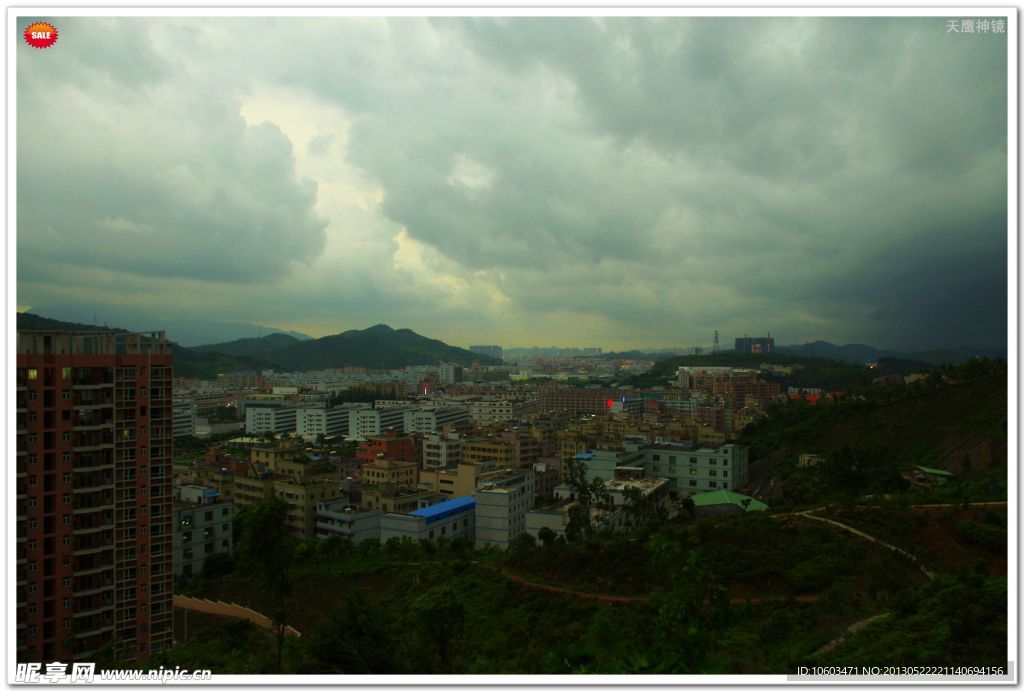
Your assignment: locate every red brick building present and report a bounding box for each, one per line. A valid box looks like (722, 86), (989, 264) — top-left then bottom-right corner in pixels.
(355, 429), (421, 465)
(17, 331), (174, 663)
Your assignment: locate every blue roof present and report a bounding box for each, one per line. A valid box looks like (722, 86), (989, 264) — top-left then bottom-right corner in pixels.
(408, 496), (476, 524)
(574, 453), (595, 459)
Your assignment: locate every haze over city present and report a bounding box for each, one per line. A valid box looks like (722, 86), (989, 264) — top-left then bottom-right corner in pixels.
(16, 17), (1008, 352)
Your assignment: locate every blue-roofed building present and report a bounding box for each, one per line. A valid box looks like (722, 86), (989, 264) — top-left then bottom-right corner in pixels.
(380, 496), (476, 544)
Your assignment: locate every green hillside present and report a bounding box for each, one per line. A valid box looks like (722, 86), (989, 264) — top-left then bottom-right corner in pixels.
(192, 333), (301, 358)
(195, 324), (500, 371)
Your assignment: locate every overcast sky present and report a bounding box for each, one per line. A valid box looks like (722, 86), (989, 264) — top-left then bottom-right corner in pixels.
(16, 16), (1009, 351)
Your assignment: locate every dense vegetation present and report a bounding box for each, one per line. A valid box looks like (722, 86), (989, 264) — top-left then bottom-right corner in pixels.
(740, 359), (1005, 455)
(141, 489), (1006, 676)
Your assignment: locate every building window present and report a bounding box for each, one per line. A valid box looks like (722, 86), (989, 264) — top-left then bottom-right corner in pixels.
(61, 391), (71, 400)
(62, 432), (71, 442)
(28, 369), (38, 380)
(61, 452), (70, 462)
(708, 481), (717, 488)
(28, 391), (36, 401)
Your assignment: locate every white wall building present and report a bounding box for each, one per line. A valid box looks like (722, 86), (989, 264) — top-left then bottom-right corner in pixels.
(297, 405), (350, 441)
(638, 443), (750, 495)
(173, 397), (196, 438)
(403, 406), (470, 434)
(315, 501), (382, 544)
(422, 432), (463, 470)
(245, 403), (297, 434)
(379, 496), (476, 544)
(473, 470), (535, 549)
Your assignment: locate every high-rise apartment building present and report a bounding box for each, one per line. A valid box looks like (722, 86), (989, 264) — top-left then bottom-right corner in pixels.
(16, 331), (174, 663)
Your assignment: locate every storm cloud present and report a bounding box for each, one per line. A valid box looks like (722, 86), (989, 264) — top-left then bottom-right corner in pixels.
(16, 16), (1008, 351)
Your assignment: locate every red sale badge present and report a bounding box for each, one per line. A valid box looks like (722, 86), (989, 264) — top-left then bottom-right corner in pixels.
(24, 21), (58, 49)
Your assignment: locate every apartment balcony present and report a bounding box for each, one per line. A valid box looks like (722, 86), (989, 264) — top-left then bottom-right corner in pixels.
(73, 421), (114, 432)
(75, 583), (113, 598)
(73, 462), (115, 473)
(73, 563), (114, 577)
(72, 504), (112, 516)
(73, 623), (115, 638)
(73, 382), (114, 391)
(75, 542), (114, 557)
(74, 603), (114, 619)
(74, 442), (114, 453)
(73, 483), (115, 495)
(73, 520), (112, 535)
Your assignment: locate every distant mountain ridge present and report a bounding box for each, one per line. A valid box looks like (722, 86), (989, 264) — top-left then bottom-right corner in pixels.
(16, 312), (280, 378)
(778, 341), (1007, 365)
(195, 324), (501, 371)
(17, 314), (501, 376)
(24, 305), (311, 346)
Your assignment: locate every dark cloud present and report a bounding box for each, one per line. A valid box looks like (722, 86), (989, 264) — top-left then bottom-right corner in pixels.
(15, 16), (1009, 350)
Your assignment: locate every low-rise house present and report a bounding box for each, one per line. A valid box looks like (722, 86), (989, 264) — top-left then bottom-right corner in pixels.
(173, 486), (233, 578)
(315, 501), (382, 544)
(379, 496), (476, 544)
(689, 490), (768, 518)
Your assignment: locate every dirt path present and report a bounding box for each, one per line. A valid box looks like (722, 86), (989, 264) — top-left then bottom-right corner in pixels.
(812, 612), (890, 656)
(791, 510), (936, 581)
(174, 595), (302, 637)
(498, 569), (820, 605)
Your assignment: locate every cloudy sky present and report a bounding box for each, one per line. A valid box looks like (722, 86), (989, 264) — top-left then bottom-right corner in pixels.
(16, 16), (1009, 351)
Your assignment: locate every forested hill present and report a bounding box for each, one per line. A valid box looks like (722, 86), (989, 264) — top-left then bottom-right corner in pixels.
(192, 324), (500, 371)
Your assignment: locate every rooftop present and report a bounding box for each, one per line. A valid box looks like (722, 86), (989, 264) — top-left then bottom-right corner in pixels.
(689, 490), (768, 512)
(407, 495), (476, 523)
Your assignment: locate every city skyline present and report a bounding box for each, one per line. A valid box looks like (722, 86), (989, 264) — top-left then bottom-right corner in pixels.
(17, 16), (1010, 352)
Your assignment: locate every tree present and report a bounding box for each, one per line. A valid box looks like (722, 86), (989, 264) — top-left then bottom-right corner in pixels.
(680, 496), (696, 520)
(235, 498), (294, 673)
(564, 457), (596, 542)
(537, 526), (557, 547)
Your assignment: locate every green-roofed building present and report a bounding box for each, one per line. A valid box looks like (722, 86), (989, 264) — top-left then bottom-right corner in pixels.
(916, 465), (954, 484)
(689, 490), (768, 518)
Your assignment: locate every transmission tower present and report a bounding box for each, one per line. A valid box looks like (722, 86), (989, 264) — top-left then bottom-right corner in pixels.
(713, 330), (720, 354)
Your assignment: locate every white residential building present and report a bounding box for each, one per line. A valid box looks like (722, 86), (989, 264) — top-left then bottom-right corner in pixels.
(637, 443), (750, 496)
(315, 501), (382, 545)
(245, 403), (297, 434)
(296, 405), (350, 441)
(173, 397), (196, 438)
(422, 432), (463, 470)
(473, 470), (535, 549)
(379, 496), (476, 544)
(403, 406), (470, 434)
